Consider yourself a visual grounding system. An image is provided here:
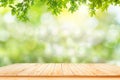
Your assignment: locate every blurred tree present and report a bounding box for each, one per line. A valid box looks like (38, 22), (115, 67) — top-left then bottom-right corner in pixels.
(0, 0), (120, 67)
(0, 0), (120, 21)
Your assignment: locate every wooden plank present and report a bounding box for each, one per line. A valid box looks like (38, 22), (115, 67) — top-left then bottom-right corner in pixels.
(0, 64), (120, 77)
(30, 64), (44, 76)
(0, 76), (120, 80)
(40, 64), (55, 76)
(69, 64), (88, 76)
(17, 64), (39, 76)
(51, 64), (63, 76)
(61, 64), (73, 76)
(17, 64), (48, 76)
(0, 64), (23, 76)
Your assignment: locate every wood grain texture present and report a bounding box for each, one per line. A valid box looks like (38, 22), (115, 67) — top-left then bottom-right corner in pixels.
(0, 77), (120, 80)
(0, 63), (120, 80)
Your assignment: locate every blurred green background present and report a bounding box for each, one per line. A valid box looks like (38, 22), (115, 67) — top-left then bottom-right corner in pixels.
(0, 4), (120, 66)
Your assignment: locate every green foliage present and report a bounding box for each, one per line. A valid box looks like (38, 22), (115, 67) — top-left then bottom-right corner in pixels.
(0, 0), (14, 7)
(10, 0), (34, 21)
(0, 0), (120, 21)
(0, 9), (120, 66)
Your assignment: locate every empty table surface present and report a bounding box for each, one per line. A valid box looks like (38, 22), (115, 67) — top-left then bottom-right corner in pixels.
(0, 63), (120, 80)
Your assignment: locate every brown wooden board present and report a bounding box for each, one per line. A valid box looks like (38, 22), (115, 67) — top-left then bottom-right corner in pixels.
(0, 63), (120, 80)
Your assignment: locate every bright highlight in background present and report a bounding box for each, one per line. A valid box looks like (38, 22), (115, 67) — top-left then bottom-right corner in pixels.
(0, 5), (120, 66)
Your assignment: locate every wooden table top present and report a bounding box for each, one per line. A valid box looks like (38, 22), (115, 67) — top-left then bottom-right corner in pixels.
(0, 63), (120, 77)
